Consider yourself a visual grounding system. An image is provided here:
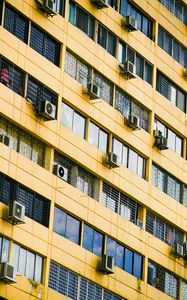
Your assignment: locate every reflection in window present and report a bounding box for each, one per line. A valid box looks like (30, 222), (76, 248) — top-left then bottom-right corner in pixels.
(82, 224), (103, 256)
(88, 122), (108, 152)
(97, 23), (117, 57)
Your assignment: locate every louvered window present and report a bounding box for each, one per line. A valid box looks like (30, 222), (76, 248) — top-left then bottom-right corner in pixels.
(30, 24), (60, 66)
(0, 116), (46, 167)
(4, 4), (29, 43)
(65, 50), (91, 87)
(80, 277), (102, 300)
(158, 26), (187, 67)
(146, 211), (184, 246)
(156, 71), (186, 112)
(120, 0), (153, 39)
(103, 290), (124, 300)
(102, 182), (138, 224)
(0, 56), (25, 96)
(148, 261), (179, 299)
(159, 0), (187, 25)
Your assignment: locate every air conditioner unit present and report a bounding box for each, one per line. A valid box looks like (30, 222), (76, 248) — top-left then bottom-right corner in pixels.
(53, 164), (68, 181)
(174, 242), (183, 257)
(121, 16), (138, 32)
(183, 241), (187, 257)
(91, 0), (109, 8)
(0, 133), (10, 146)
(100, 255), (114, 274)
(39, 100), (56, 120)
(136, 219), (144, 229)
(126, 114), (140, 130)
(7, 201), (25, 224)
(85, 82), (100, 99)
(0, 262), (16, 283)
(154, 135), (168, 150)
(103, 152), (120, 168)
(183, 68), (187, 78)
(41, 0), (57, 16)
(119, 61), (136, 79)
(153, 129), (163, 139)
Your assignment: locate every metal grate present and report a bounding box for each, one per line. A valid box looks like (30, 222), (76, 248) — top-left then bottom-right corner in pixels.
(102, 183), (138, 224)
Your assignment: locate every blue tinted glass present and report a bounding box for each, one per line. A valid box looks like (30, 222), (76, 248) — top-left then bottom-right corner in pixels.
(93, 231), (103, 256)
(120, 0), (128, 16)
(66, 215), (80, 244)
(69, 2), (75, 24)
(83, 224), (94, 252)
(53, 207), (66, 236)
(116, 244), (124, 269)
(124, 248), (133, 274)
(106, 237), (116, 261)
(133, 253), (142, 278)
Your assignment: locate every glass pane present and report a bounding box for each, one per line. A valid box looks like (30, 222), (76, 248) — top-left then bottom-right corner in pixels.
(99, 129), (108, 153)
(97, 24), (107, 49)
(124, 248), (133, 274)
(73, 111), (85, 139)
(106, 237), (116, 260)
(66, 214), (80, 244)
(122, 145), (128, 167)
(76, 6), (88, 35)
(113, 138), (122, 163)
(128, 149), (138, 174)
(53, 206), (66, 237)
(176, 136), (182, 156)
(88, 122), (99, 148)
(137, 156), (144, 178)
(61, 102), (73, 130)
(18, 247), (27, 275)
(133, 253), (142, 278)
(12, 243), (20, 274)
(34, 255), (43, 283)
(107, 31), (116, 57)
(116, 243), (124, 269)
(177, 89), (185, 112)
(1, 238), (9, 263)
(83, 224), (93, 252)
(93, 230), (103, 256)
(167, 129), (176, 152)
(26, 251), (35, 280)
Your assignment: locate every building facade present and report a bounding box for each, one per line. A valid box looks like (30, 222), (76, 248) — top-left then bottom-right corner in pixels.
(0, 0), (187, 299)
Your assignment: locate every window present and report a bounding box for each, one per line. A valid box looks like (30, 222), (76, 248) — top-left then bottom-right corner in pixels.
(115, 88), (150, 132)
(159, 0), (187, 25)
(156, 71), (186, 112)
(0, 116), (46, 167)
(158, 26), (187, 67)
(152, 163), (183, 203)
(0, 236), (10, 263)
(49, 261), (126, 300)
(119, 41), (153, 84)
(147, 261), (179, 299)
(27, 75), (58, 111)
(82, 224), (103, 256)
(182, 281), (187, 300)
(146, 211), (184, 246)
(53, 207), (81, 245)
(76, 167), (96, 198)
(154, 118), (183, 156)
(69, 1), (95, 39)
(112, 137), (146, 178)
(0, 56), (25, 96)
(12, 244), (43, 283)
(102, 182), (138, 224)
(97, 23), (117, 57)
(65, 50), (91, 87)
(55, 0), (65, 16)
(88, 122), (108, 153)
(30, 24), (60, 66)
(93, 71), (114, 105)
(4, 4), (29, 43)
(106, 237), (142, 279)
(49, 261), (78, 299)
(61, 102), (86, 139)
(120, 0), (153, 39)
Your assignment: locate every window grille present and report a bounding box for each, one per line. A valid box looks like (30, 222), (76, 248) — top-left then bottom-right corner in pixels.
(30, 24), (60, 66)
(158, 26), (187, 67)
(159, 0), (187, 24)
(102, 182), (138, 224)
(0, 236), (10, 263)
(4, 4), (29, 44)
(48, 261), (127, 300)
(93, 71), (114, 105)
(147, 261), (179, 299)
(65, 51), (91, 87)
(156, 71), (186, 112)
(0, 172), (50, 227)
(0, 56), (25, 96)
(146, 211), (184, 246)
(0, 116), (46, 167)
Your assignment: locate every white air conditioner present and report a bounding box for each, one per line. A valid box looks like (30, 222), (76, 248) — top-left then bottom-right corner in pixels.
(100, 255), (114, 274)
(39, 100), (56, 120)
(183, 68), (187, 78)
(119, 61), (136, 79)
(103, 152), (120, 168)
(7, 201), (25, 224)
(154, 135), (168, 150)
(85, 82), (100, 99)
(153, 129), (163, 139)
(126, 114), (140, 130)
(91, 0), (109, 8)
(0, 133), (10, 146)
(174, 243), (183, 257)
(41, 0), (57, 16)
(121, 16), (138, 32)
(53, 164), (68, 181)
(0, 262), (16, 283)
(136, 219), (144, 229)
